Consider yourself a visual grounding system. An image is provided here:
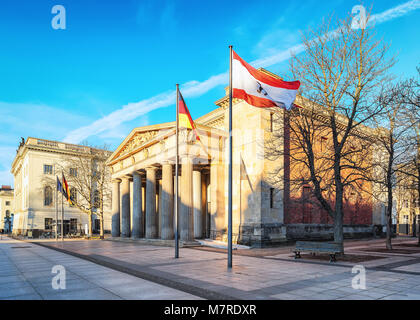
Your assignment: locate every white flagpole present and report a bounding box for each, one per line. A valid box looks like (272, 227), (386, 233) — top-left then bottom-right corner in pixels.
(55, 178), (58, 242)
(61, 172), (64, 243)
(228, 45), (233, 269)
(175, 84), (180, 259)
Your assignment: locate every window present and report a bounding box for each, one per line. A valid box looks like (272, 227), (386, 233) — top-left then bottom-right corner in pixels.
(44, 164), (53, 175)
(403, 215), (409, 223)
(93, 190), (100, 209)
(70, 187), (77, 204)
(403, 200), (409, 208)
(70, 218), (77, 232)
(94, 218), (100, 232)
(45, 218), (53, 230)
(5, 210), (10, 218)
(270, 112), (274, 132)
(70, 168), (78, 177)
(303, 186), (311, 199)
(44, 186), (53, 206)
(270, 188), (275, 209)
(320, 137), (328, 152)
(5, 201), (10, 206)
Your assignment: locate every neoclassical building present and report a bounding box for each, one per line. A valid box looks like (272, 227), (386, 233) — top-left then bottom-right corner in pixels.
(108, 71), (386, 246)
(11, 137), (112, 237)
(0, 185), (14, 233)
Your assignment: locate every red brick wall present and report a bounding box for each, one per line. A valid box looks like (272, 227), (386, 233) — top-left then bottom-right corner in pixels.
(282, 111), (373, 226)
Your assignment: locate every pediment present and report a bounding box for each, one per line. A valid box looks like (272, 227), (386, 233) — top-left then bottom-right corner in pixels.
(107, 123), (175, 164)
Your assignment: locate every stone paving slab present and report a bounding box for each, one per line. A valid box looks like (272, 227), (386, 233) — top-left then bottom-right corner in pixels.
(30, 238), (420, 300)
(0, 237), (199, 300)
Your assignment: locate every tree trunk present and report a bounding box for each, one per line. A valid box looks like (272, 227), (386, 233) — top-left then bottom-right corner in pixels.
(99, 215), (104, 240)
(386, 147), (393, 250)
(88, 213), (92, 239)
(333, 210), (344, 245)
(334, 187), (344, 249)
(334, 161), (344, 250)
(418, 175), (420, 246)
(100, 201), (104, 240)
(386, 190), (393, 250)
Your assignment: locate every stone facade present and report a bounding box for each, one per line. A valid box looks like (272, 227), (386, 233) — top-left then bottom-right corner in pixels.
(10, 138), (112, 237)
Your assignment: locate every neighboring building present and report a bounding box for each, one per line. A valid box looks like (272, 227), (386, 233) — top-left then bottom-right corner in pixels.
(395, 168), (420, 236)
(10, 137), (112, 237)
(107, 69), (386, 247)
(0, 185), (14, 233)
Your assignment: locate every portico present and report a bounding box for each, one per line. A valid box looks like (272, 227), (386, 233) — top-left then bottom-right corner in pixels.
(107, 122), (225, 243)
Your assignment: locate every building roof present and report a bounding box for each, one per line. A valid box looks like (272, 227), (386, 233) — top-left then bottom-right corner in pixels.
(11, 137), (112, 175)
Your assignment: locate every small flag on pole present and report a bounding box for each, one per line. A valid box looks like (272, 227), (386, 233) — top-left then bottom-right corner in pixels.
(232, 50), (300, 110)
(62, 173), (73, 205)
(56, 176), (63, 194)
(178, 90), (201, 141)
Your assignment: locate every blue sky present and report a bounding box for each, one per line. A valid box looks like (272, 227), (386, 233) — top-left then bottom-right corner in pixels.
(0, 0), (419, 186)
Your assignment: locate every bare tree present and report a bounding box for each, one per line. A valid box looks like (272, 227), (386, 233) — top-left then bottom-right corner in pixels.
(369, 85), (410, 250)
(64, 144), (111, 239)
(267, 13), (395, 247)
(397, 67), (420, 244)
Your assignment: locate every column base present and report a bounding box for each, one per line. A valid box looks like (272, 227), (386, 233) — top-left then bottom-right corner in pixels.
(105, 237), (201, 248)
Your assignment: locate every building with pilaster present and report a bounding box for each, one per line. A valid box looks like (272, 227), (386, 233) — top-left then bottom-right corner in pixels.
(10, 137), (112, 237)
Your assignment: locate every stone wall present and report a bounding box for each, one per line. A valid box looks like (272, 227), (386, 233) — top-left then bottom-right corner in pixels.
(285, 224), (374, 240)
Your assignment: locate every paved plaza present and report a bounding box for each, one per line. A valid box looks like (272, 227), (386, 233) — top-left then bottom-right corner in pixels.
(1, 236), (420, 300)
(0, 236), (199, 300)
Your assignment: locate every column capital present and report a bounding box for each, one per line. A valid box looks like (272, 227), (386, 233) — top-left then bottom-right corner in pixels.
(146, 166), (158, 172)
(112, 178), (122, 183)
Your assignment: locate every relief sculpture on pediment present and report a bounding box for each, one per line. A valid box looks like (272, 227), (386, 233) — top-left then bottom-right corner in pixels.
(119, 130), (158, 157)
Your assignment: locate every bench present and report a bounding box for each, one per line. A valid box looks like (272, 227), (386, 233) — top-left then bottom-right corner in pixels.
(293, 241), (343, 262)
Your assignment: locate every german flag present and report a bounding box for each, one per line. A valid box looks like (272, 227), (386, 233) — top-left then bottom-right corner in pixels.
(179, 91), (200, 141)
(62, 173), (73, 205)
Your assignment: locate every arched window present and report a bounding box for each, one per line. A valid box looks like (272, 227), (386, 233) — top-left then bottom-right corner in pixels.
(93, 190), (100, 209)
(70, 187), (77, 204)
(44, 186), (53, 206)
(5, 210), (10, 218)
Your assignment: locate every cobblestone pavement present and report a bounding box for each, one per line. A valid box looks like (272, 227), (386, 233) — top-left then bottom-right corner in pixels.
(26, 237), (420, 300)
(0, 237), (199, 300)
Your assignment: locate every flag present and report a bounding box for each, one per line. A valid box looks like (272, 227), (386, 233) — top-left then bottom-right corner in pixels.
(62, 173), (73, 205)
(178, 90), (200, 141)
(232, 50), (300, 110)
(56, 176), (63, 194)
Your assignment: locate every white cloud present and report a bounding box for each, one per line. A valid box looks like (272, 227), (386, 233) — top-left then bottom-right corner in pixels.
(64, 0), (420, 144)
(369, 0), (420, 25)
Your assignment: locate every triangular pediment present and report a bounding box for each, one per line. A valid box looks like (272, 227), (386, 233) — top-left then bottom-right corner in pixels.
(107, 121), (227, 165)
(107, 122), (175, 164)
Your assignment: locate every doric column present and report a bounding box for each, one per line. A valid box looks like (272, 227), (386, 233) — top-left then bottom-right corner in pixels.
(158, 179), (162, 238)
(121, 177), (131, 238)
(132, 172), (143, 238)
(111, 179), (121, 237)
(193, 170), (203, 238)
(180, 157), (194, 241)
(146, 167), (157, 238)
(161, 163), (174, 240)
